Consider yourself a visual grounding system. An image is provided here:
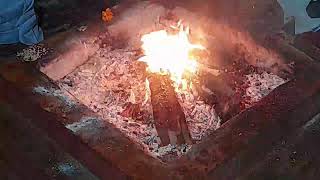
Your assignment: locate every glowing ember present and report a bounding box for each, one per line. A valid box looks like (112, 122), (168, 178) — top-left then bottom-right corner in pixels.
(139, 22), (205, 84)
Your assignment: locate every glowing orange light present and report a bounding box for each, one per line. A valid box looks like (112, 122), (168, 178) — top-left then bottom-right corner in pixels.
(139, 22), (205, 85)
(102, 8), (113, 22)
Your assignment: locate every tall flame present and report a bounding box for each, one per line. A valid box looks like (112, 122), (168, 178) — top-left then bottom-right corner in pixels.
(139, 23), (204, 84)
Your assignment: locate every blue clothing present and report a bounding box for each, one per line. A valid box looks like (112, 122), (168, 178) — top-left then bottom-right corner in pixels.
(0, 0), (43, 45)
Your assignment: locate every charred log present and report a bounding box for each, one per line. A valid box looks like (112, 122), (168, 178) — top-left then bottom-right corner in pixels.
(148, 73), (192, 146)
(196, 71), (240, 123)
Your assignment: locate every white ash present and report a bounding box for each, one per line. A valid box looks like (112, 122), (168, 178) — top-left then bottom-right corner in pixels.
(66, 117), (102, 133)
(245, 72), (287, 107)
(77, 25), (88, 32)
(33, 86), (77, 108)
(176, 87), (221, 141)
(58, 46), (221, 158)
(59, 47), (158, 152)
(56, 163), (77, 176)
(151, 144), (192, 157)
(17, 44), (48, 62)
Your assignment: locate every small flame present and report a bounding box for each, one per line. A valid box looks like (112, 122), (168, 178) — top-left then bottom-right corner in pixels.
(139, 22), (204, 85)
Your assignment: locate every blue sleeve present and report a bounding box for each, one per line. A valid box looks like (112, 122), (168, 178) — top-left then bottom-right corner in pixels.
(0, 0), (43, 45)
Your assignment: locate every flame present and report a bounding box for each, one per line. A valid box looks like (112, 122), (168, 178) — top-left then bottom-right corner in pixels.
(139, 22), (205, 85)
(102, 8), (113, 22)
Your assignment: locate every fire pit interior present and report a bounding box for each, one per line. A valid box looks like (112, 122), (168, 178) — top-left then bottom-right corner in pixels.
(40, 3), (294, 161)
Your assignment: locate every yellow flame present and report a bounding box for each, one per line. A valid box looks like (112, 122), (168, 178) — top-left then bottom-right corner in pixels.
(139, 23), (204, 84)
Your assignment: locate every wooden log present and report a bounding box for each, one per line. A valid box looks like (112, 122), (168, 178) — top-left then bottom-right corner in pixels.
(148, 73), (192, 146)
(195, 72), (238, 123)
(39, 23), (100, 81)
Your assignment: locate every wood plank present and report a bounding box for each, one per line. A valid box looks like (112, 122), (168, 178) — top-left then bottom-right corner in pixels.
(0, 104), (98, 180)
(209, 93), (320, 180)
(238, 113), (320, 180)
(148, 74), (192, 146)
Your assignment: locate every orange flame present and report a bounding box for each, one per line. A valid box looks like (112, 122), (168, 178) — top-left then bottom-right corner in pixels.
(102, 8), (113, 22)
(139, 22), (205, 85)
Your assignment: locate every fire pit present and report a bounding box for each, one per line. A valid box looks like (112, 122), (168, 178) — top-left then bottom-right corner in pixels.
(44, 4), (292, 161)
(3, 2), (320, 179)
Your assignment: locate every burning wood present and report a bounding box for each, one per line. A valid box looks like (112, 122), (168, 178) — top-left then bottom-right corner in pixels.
(137, 22), (205, 146)
(148, 73), (192, 146)
(51, 6), (290, 159)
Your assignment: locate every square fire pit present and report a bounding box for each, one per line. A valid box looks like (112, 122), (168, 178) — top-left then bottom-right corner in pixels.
(2, 2), (320, 179)
(48, 2), (293, 158)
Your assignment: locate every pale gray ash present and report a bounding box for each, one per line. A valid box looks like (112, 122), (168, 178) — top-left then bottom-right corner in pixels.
(17, 44), (49, 62)
(244, 72), (287, 107)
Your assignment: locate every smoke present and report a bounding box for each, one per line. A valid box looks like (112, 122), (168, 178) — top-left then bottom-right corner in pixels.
(171, 1), (291, 76)
(108, 0), (291, 75)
